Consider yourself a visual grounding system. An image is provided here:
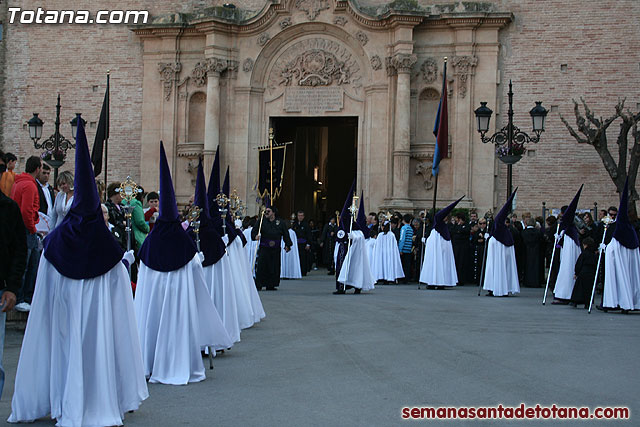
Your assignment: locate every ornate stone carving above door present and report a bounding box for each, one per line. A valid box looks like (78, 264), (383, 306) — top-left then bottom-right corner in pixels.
(267, 38), (362, 93)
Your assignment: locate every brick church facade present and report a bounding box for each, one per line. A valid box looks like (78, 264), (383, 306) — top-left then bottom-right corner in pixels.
(1, 0), (639, 218)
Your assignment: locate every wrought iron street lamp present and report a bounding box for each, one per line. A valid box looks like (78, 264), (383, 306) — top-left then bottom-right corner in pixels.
(474, 80), (548, 201)
(26, 94), (79, 185)
(70, 113), (87, 140)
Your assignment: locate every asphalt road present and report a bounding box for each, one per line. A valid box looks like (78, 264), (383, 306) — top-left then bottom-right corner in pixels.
(0, 271), (638, 426)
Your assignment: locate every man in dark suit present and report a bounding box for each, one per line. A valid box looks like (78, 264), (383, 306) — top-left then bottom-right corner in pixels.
(36, 163), (55, 215)
(292, 210), (313, 276)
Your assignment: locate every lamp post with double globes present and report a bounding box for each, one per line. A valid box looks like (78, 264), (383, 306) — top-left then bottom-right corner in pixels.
(26, 94), (85, 185)
(474, 80), (548, 202)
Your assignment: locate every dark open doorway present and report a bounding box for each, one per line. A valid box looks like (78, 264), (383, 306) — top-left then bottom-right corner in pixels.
(270, 116), (357, 225)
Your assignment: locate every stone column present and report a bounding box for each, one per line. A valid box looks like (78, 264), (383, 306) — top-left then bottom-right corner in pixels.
(391, 53), (417, 205)
(203, 57), (227, 175)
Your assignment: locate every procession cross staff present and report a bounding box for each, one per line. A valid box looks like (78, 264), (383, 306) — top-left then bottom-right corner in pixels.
(588, 216), (613, 313)
(117, 176), (142, 276)
(187, 206), (202, 251)
(477, 218), (491, 296)
(216, 193), (230, 236)
(343, 194), (359, 285)
(542, 223), (561, 305)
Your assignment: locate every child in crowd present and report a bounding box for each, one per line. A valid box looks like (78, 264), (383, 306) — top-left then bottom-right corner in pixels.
(570, 237), (597, 308)
(144, 191), (159, 231)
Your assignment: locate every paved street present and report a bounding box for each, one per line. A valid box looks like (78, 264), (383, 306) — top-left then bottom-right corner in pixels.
(0, 271), (638, 426)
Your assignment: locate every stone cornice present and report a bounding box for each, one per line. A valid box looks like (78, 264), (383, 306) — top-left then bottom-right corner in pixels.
(131, 1), (512, 38)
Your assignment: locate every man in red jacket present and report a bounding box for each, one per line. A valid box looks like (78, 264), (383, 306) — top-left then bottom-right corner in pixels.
(10, 155), (42, 312)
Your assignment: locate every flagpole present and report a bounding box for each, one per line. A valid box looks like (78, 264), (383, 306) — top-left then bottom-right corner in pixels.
(103, 71), (110, 202)
(269, 128), (274, 204)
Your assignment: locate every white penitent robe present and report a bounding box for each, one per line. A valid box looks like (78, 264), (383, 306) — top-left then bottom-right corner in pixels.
(243, 227), (257, 275)
(231, 237), (266, 323)
(9, 259), (148, 427)
(371, 232), (404, 282)
(337, 230), (375, 291)
(603, 238), (640, 310)
(419, 230), (457, 287)
(135, 255), (233, 385)
(203, 257), (241, 344)
(281, 229), (302, 279)
(482, 237), (520, 296)
(366, 237), (377, 278)
(225, 239), (256, 329)
(553, 237), (581, 300)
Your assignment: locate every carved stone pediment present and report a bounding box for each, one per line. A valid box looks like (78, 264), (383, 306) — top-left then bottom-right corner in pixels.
(268, 38), (362, 93)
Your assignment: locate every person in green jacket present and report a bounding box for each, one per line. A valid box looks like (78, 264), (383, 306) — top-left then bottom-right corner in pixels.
(123, 189), (150, 252)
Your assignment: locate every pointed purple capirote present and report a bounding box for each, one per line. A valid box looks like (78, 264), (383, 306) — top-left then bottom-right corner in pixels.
(43, 117), (123, 279)
(339, 179), (356, 232)
(356, 191), (369, 238)
(193, 159), (225, 266)
(491, 188), (517, 247)
(432, 195), (465, 241)
(559, 184), (583, 247)
(157, 141), (179, 221)
(222, 166), (230, 197)
(613, 178), (639, 249)
(138, 141), (197, 272)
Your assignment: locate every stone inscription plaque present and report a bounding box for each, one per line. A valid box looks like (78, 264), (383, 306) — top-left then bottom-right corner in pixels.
(284, 87), (344, 114)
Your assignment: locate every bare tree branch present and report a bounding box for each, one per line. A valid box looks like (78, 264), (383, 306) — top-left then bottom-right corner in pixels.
(560, 114), (588, 144)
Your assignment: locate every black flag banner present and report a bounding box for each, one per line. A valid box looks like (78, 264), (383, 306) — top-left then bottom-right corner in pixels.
(257, 145), (287, 202)
(91, 74), (109, 177)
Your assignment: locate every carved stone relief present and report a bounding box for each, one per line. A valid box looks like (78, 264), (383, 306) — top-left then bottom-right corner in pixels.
(333, 16), (347, 26)
(420, 58), (438, 83)
(258, 32), (271, 46)
(268, 38), (362, 93)
(370, 55), (382, 71)
(280, 17), (292, 29)
(295, 0), (330, 21)
(390, 53), (417, 74)
(451, 56), (478, 98)
(243, 58), (254, 72)
(158, 62), (182, 101)
(355, 31), (368, 46)
(192, 61), (208, 87)
(415, 159), (435, 190)
(191, 58), (231, 87)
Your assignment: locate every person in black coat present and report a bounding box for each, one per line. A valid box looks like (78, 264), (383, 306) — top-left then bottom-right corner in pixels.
(570, 237), (598, 308)
(36, 163), (55, 215)
(544, 216), (560, 290)
(0, 154), (26, 319)
(521, 218), (543, 287)
(451, 212), (470, 285)
(509, 218), (525, 282)
(321, 216), (339, 274)
(469, 218), (488, 285)
(292, 210), (313, 276)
